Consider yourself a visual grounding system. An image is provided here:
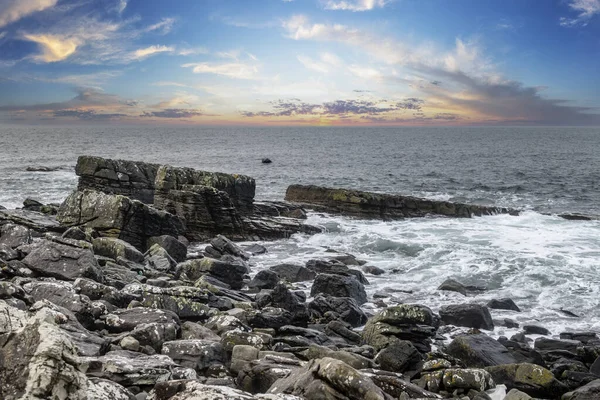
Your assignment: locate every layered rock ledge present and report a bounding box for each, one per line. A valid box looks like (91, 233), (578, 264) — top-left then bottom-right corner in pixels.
(285, 184), (519, 219)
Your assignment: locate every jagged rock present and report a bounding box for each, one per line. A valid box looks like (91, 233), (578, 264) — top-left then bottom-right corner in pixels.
(102, 307), (180, 333)
(22, 239), (103, 282)
(485, 363), (568, 398)
(0, 223), (32, 248)
(88, 378), (136, 400)
(256, 284), (309, 326)
(161, 339), (225, 372)
(523, 325), (550, 335)
(362, 265), (385, 275)
(147, 235), (187, 262)
(99, 261), (144, 289)
(0, 208), (64, 233)
(57, 189), (185, 251)
(362, 369), (442, 398)
(82, 350), (176, 386)
(446, 334), (518, 368)
(306, 259), (369, 284)
(535, 337), (580, 352)
(487, 298), (521, 312)
(181, 321), (221, 341)
(245, 244), (267, 255)
(178, 257), (248, 289)
(73, 278), (138, 308)
(308, 294), (368, 327)
(302, 345), (373, 370)
(310, 273), (367, 305)
(562, 379), (600, 399)
(268, 357), (388, 400)
(374, 340), (422, 376)
(0, 243), (19, 261)
(149, 380), (303, 400)
(121, 284), (212, 320)
(93, 237), (145, 263)
(275, 326), (336, 348)
(285, 184), (517, 219)
(221, 330), (272, 352)
(325, 320), (362, 345)
(269, 263), (316, 283)
(62, 226), (91, 241)
(362, 304), (437, 353)
(22, 198), (59, 214)
(205, 315), (251, 335)
(246, 307), (294, 330)
(211, 235), (250, 259)
(145, 244), (177, 272)
(437, 278), (467, 296)
(237, 355), (303, 394)
(249, 270), (280, 291)
(114, 322), (179, 352)
(439, 303), (494, 330)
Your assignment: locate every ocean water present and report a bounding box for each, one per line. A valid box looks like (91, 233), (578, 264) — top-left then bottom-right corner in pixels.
(1, 124), (600, 336)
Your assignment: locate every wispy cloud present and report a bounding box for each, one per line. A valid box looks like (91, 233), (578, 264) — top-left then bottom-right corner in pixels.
(0, 0), (58, 28)
(560, 0), (600, 27)
(141, 108), (206, 118)
(53, 109), (126, 120)
(178, 47), (209, 56)
(23, 34), (79, 62)
(115, 0), (128, 15)
(145, 17), (176, 34)
(0, 32), (7, 40)
(131, 45), (174, 60)
(322, 0), (389, 12)
(182, 62), (259, 79)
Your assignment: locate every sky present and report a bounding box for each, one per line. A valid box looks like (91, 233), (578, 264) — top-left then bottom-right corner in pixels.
(0, 0), (599, 126)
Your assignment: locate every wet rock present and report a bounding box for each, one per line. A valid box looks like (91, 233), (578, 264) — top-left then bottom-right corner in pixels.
(485, 362), (568, 398)
(523, 325), (550, 335)
(362, 304), (437, 353)
(102, 307), (180, 333)
(178, 257), (248, 289)
(244, 243), (267, 255)
(487, 298), (521, 312)
(535, 337), (580, 352)
(437, 278), (467, 296)
(308, 294), (368, 327)
(161, 339), (224, 372)
(210, 235), (250, 260)
(23, 198), (59, 214)
(269, 263), (316, 283)
(57, 189), (184, 251)
(362, 265), (385, 275)
(0, 223), (32, 248)
(268, 356), (388, 400)
(439, 303), (494, 330)
(306, 259), (369, 284)
(562, 379), (600, 399)
(262, 158), (272, 164)
(147, 235), (187, 262)
(446, 334), (518, 367)
(325, 320), (362, 345)
(310, 273), (367, 305)
(504, 318), (520, 328)
(248, 270), (279, 291)
(375, 340), (423, 376)
(23, 239), (103, 282)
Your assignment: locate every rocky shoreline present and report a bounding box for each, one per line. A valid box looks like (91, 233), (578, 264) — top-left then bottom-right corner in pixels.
(0, 156), (598, 400)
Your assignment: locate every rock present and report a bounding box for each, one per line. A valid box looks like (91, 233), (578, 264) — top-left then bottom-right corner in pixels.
(246, 307), (293, 330)
(149, 380), (302, 400)
(221, 330), (272, 352)
(306, 259), (369, 284)
(485, 363), (568, 398)
(146, 235), (187, 262)
(262, 158), (272, 164)
(301, 345), (372, 370)
(362, 304), (437, 353)
(375, 340), (422, 375)
(362, 265), (385, 275)
(26, 165), (61, 172)
(308, 294), (368, 327)
(181, 321), (221, 341)
(325, 320), (362, 345)
(504, 388), (532, 400)
(437, 278), (467, 296)
(268, 357), (388, 400)
(22, 198), (59, 214)
(205, 315), (250, 335)
(93, 237), (145, 263)
(523, 325), (550, 335)
(121, 284), (212, 320)
(73, 278), (138, 308)
(230, 344), (260, 375)
(145, 244), (177, 272)
(210, 235), (250, 259)
(436, 368), (495, 393)
(269, 263), (316, 283)
(0, 223), (32, 248)
(362, 369), (442, 399)
(120, 322), (179, 352)
(102, 307), (180, 333)
(310, 273), (367, 305)
(446, 334), (518, 368)
(256, 283), (309, 327)
(62, 226), (91, 241)
(178, 257), (248, 289)
(562, 379), (600, 399)
(57, 189), (185, 251)
(248, 270), (280, 291)
(120, 336), (140, 352)
(0, 208), (64, 233)
(535, 337), (580, 352)
(285, 184), (517, 219)
(504, 318), (520, 328)
(245, 244), (267, 255)
(88, 378), (136, 400)
(439, 303), (494, 330)
(487, 298), (521, 312)
(237, 355), (303, 394)
(161, 339), (224, 372)
(22, 239), (103, 282)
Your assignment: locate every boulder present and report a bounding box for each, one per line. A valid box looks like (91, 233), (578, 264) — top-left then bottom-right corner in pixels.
(362, 265), (385, 275)
(92, 237), (145, 263)
(102, 307), (180, 333)
(302, 345), (372, 370)
(178, 257), (248, 289)
(161, 339), (225, 372)
(308, 294), (368, 327)
(310, 273), (367, 305)
(88, 378), (136, 400)
(117, 322), (179, 352)
(256, 284), (309, 327)
(285, 184), (517, 219)
(0, 208), (64, 233)
(237, 355), (303, 394)
(121, 284), (212, 320)
(210, 235), (250, 259)
(22, 239), (103, 282)
(57, 189), (185, 251)
(446, 334), (518, 368)
(487, 298), (521, 312)
(268, 357), (388, 400)
(269, 263), (316, 283)
(439, 303), (494, 330)
(306, 259), (368, 284)
(0, 223), (32, 248)
(246, 307), (294, 330)
(149, 380), (303, 400)
(374, 340), (422, 375)
(73, 278), (138, 308)
(504, 388), (532, 400)
(248, 270), (280, 291)
(485, 363), (568, 398)
(523, 325), (550, 335)
(562, 379), (600, 399)
(147, 235), (187, 262)
(221, 330), (272, 352)
(145, 244), (177, 272)
(437, 278), (467, 296)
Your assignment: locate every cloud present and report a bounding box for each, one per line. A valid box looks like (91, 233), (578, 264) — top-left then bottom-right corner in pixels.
(0, 0), (58, 28)
(22, 34), (79, 62)
(182, 62), (259, 79)
(560, 0), (600, 26)
(0, 32), (6, 40)
(115, 0), (127, 14)
(178, 47), (209, 56)
(141, 108), (205, 118)
(131, 45), (174, 60)
(297, 52), (342, 73)
(145, 17), (176, 34)
(53, 109), (127, 120)
(322, 0), (389, 11)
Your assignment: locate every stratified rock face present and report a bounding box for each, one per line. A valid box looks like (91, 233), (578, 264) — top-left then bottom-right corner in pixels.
(285, 184), (517, 219)
(57, 189), (185, 250)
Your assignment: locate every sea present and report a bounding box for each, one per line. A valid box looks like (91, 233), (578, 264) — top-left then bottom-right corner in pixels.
(1, 124), (599, 339)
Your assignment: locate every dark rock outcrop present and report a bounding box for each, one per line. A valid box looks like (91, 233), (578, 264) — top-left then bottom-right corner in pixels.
(310, 273), (367, 305)
(446, 334), (518, 367)
(285, 184), (518, 219)
(439, 303), (494, 330)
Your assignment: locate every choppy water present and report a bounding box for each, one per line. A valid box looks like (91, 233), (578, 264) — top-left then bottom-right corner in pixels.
(1, 124), (600, 336)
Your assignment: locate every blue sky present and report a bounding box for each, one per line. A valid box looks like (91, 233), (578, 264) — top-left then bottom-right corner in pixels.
(0, 0), (599, 125)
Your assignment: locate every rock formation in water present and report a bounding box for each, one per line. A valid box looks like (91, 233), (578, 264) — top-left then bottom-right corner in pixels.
(285, 184), (519, 219)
